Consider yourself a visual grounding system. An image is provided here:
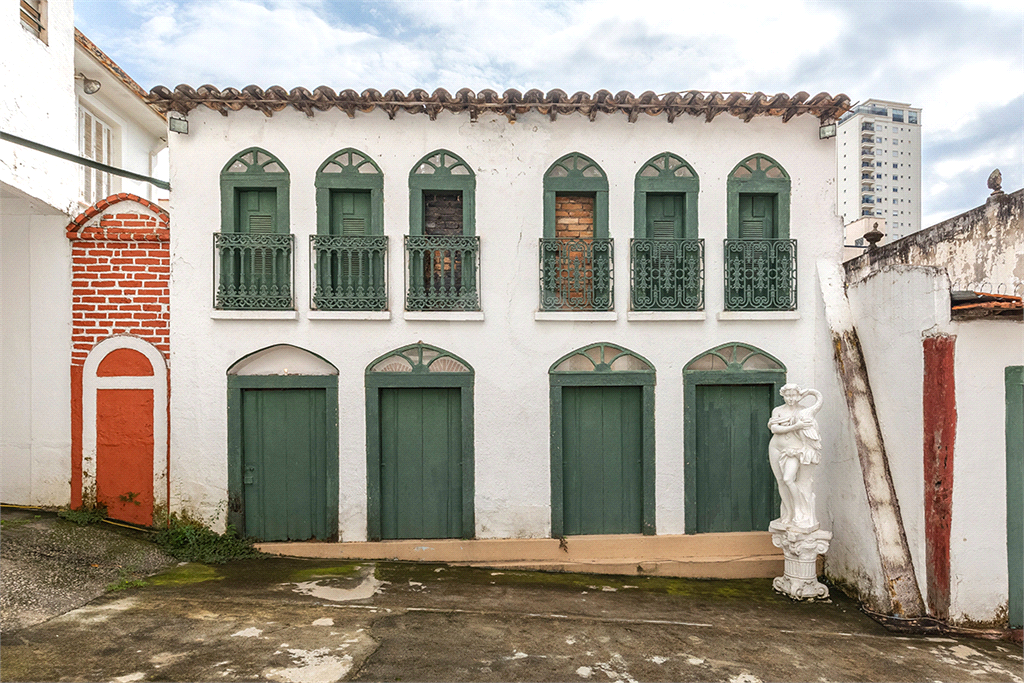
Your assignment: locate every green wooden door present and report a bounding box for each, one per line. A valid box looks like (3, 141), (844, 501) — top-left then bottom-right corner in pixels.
(739, 194), (776, 238)
(330, 190), (371, 236)
(693, 384), (776, 533)
(646, 194), (684, 239)
(379, 387), (464, 539)
(1007, 366), (1023, 629)
(241, 388), (330, 541)
(562, 386), (643, 535)
(238, 189), (278, 233)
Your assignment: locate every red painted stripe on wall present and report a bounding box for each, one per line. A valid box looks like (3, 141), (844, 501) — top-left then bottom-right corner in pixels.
(923, 335), (957, 620)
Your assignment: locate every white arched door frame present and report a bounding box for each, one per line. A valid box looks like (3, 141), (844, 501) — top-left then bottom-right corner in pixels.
(82, 335), (168, 518)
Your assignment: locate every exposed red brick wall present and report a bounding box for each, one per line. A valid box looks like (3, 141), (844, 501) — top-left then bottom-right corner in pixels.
(555, 194), (595, 239)
(923, 335), (957, 620)
(66, 194), (170, 366)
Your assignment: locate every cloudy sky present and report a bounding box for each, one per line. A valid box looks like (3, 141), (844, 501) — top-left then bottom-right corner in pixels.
(74, 0), (1022, 227)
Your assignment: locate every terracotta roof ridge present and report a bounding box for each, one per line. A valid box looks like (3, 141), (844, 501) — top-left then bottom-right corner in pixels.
(146, 86), (851, 124)
(75, 28), (166, 121)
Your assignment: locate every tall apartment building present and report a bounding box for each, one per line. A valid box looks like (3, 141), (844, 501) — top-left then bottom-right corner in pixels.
(837, 99), (922, 242)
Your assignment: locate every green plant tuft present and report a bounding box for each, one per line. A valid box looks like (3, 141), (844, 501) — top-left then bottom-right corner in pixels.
(57, 506), (107, 526)
(153, 514), (264, 564)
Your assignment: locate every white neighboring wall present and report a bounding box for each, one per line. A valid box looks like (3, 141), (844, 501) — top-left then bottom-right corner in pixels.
(1, 0), (78, 213)
(1, 1), (76, 505)
(168, 105), (843, 539)
(840, 265), (1022, 624)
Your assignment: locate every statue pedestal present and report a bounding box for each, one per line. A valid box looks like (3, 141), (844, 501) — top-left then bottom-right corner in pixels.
(770, 520), (832, 600)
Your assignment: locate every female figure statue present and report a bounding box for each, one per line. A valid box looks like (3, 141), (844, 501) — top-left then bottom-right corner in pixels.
(768, 384), (823, 531)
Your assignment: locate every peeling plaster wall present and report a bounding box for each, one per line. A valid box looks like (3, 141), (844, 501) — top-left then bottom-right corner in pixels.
(842, 264), (1022, 623)
(948, 319), (1022, 624)
(845, 190), (1024, 296)
(0, 0), (78, 214)
(839, 266), (949, 610)
(168, 106), (843, 538)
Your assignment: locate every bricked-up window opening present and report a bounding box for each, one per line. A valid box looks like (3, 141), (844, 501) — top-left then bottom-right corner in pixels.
(406, 150), (479, 311)
(541, 153), (611, 311)
(80, 107), (113, 205)
(20, 0), (46, 42)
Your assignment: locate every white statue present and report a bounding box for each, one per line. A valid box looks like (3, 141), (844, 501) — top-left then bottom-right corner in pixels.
(767, 383), (832, 600)
(768, 384), (823, 531)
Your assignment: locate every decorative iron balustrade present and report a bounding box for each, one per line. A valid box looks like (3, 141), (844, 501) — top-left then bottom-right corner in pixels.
(310, 235), (388, 310)
(724, 238), (797, 311)
(405, 235), (480, 311)
(630, 238), (704, 311)
(539, 238), (613, 311)
(214, 233), (293, 309)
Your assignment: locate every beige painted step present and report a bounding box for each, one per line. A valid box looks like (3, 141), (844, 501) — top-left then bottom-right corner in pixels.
(257, 532), (784, 579)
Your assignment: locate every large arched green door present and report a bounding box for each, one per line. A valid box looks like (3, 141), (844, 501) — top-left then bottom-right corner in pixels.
(550, 344), (656, 537)
(684, 343), (785, 534)
(366, 344), (475, 540)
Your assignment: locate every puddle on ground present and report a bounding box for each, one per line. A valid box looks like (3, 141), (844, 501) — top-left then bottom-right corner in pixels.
(287, 566), (384, 602)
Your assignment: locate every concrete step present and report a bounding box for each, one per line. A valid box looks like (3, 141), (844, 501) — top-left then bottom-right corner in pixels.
(257, 531), (784, 579)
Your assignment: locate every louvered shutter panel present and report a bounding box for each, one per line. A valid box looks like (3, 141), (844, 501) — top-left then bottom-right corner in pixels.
(249, 214), (273, 278)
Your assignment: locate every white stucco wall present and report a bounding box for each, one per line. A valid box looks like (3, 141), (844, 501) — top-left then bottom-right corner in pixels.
(168, 105), (843, 540)
(0, 194), (73, 505)
(841, 264), (1022, 623)
(0, 0), (78, 214)
(949, 319), (1022, 624)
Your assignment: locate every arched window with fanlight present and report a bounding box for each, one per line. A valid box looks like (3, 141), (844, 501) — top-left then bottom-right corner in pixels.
(540, 153), (612, 311)
(683, 342), (785, 534)
(406, 150), (480, 311)
(549, 343), (656, 537)
(724, 154), (796, 311)
(311, 148), (387, 311)
(631, 152), (703, 311)
(216, 148), (292, 310)
(365, 343), (475, 540)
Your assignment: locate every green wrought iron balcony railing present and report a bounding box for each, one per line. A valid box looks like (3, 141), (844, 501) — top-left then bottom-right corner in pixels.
(630, 238), (704, 311)
(539, 237), (613, 311)
(724, 238), (797, 311)
(310, 235), (388, 311)
(405, 235), (481, 311)
(214, 232), (293, 310)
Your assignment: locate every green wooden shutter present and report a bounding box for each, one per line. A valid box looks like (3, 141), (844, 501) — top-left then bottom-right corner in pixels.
(739, 194), (776, 238)
(331, 190), (371, 236)
(646, 194), (684, 239)
(238, 189), (278, 233)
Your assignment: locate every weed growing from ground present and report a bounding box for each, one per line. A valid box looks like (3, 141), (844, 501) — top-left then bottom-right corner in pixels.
(57, 506), (107, 526)
(105, 569), (148, 592)
(154, 514), (264, 564)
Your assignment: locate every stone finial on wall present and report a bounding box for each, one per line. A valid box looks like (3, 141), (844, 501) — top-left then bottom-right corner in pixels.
(987, 168), (1002, 195)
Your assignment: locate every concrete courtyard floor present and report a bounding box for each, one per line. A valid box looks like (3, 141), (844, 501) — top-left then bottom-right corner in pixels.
(1, 508), (1021, 683)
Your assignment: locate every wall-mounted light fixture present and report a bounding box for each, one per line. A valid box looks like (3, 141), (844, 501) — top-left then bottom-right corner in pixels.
(168, 116), (188, 135)
(75, 73), (101, 95)
(819, 123), (837, 139)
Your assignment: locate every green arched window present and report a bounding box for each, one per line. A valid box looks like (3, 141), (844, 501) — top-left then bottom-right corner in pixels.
(365, 343), (475, 540)
(724, 155), (796, 311)
(549, 343), (656, 537)
(217, 148), (292, 310)
(406, 151), (480, 312)
(311, 149), (387, 311)
(630, 153), (703, 312)
(683, 342), (786, 534)
(726, 154), (790, 239)
(634, 152), (699, 239)
(315, 148), (383, 236)
(543, 153), (608, 238)
(540, 154), (612, 311)
(409, 150), (475, 236)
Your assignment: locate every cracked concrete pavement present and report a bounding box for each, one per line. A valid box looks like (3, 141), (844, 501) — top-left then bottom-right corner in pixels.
(1, 508), (1021, 682)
